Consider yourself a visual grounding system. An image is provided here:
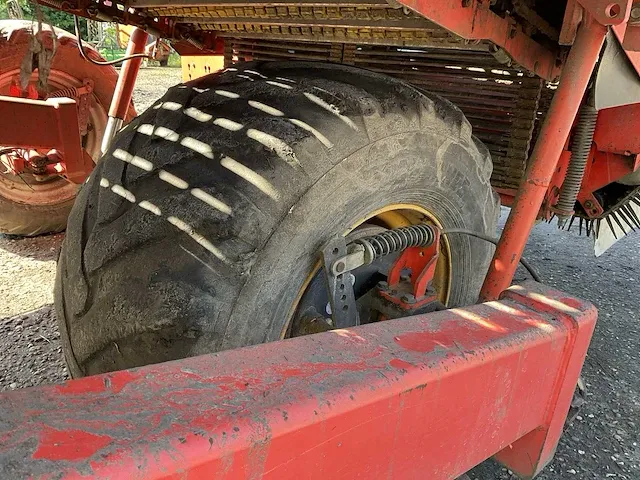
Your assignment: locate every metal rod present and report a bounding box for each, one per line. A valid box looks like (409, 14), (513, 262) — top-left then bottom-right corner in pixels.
(101, 27), (149, 154)
(479, 17), (607, 302)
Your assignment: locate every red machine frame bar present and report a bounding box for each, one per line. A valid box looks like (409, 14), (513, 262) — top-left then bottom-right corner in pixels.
(0, 95), (92, 183)
(480, 16), (608, 301)
(0, 282), (596, 479)
(396, 0), (562, 80)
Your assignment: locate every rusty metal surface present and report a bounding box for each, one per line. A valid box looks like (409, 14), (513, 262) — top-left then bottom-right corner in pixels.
(103, 0), (563, 80)
(155, 3), (473, 48)
(230, 38), (543, 190)
(0, 282), (597, 479)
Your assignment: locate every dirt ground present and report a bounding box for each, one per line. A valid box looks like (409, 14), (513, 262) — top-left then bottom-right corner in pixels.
(0, 67), (638, 479)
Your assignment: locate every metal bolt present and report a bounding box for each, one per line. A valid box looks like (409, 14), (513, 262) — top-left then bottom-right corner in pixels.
(584, 200), (593, 209)
(377, 281), (388, 290)
(335, 261), (346, 273)
(401, 294), (416, 304)
(632, 6), (640, 19)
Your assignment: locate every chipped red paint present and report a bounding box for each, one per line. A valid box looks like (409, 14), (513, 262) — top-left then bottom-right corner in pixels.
(389, 359), (414, 370)
(33, 426), (112, 462)
(0, 282), (596, 479)
(55, 370), (139, 395)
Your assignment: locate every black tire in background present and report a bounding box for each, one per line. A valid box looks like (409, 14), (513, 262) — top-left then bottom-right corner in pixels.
(55, 62), (499, 377)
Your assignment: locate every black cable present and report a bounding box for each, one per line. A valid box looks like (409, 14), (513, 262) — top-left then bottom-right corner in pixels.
(74, 16), (149, 66)
(441, 228), (542, 283)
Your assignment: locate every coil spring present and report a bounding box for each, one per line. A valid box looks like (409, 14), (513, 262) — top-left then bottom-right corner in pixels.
(556, 103), (598, 222)
(48, 86), (81, 99)
(355, 224), (436, 261)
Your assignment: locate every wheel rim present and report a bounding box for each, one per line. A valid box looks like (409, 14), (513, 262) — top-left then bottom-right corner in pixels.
(0, 68), (107, 206)
(285, 204), (452, 338)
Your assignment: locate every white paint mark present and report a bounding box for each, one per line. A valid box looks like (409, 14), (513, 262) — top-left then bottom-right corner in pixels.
(113, 149), (153, 172)
(137, 124), (154, 135)
(213, 118), (244, 131)
(111, 184), (136, 203)
(152, 103), (162, 110)
(225, 67), (238, 72)
(167, 216), (227, 262)
(237, 74), (254, 81)
(289, 118), (333, 148)
(246, 129), (299, 167)
(304, 92), (358, 131)
(184, 107), (213, 122)
(153, 126), (179, 142)
(160, 102), (182, 111)
(137, 124), (179, 142)
(100, 177), (110, 188)
(180, 137), (214, 159)
(220, 156), (280, 200)
(245, 69), (267, 78)
(215, 90), (240, 99)
(193, 87), (208, 93)
(138, 200), (161, 216)
(248, 100), (284, 117)
(276, 77), (296, 83)
(159, 170), (189, 189)
(266, 81), (293, 90)
(191, 188), (232, 215)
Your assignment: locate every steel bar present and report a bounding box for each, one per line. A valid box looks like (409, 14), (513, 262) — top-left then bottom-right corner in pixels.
(102, 27), (149, 154)
(479, 17), (607, 302)
(0, 282), (596, 479)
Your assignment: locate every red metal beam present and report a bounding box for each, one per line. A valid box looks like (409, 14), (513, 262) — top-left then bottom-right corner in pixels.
(0, 95), (93, 183)
(0, 282), (596, 479)
(396, 0), (562, 81)
(594, 102), (640, 156)
(480, 17), (607, 302)
(101, 27), (149, 153)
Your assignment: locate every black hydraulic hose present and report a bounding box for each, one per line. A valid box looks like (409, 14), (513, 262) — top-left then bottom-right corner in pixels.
(74, 16), (149, 66)
(441, 229), (542, 283)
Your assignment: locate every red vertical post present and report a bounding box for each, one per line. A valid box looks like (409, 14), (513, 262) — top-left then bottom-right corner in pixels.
(479, 17), (607, 302)
(101, 28), (149, 153)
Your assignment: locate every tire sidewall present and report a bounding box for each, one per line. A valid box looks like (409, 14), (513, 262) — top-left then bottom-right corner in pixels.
(223, 130), (497, 350)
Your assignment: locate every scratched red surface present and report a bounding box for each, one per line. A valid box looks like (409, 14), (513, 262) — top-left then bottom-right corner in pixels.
(0, 281), (597, 479)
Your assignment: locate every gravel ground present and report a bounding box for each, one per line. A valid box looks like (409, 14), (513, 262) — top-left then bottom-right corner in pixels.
(0, 67), (638, 478)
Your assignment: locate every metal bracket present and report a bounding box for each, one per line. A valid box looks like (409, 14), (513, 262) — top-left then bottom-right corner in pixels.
(76, 80), (94, 137)
(578, 0), (632, 25)
(578, 192), (605, 217)
(321, 236), (359, 329)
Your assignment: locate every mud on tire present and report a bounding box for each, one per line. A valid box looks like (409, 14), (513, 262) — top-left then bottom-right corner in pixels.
(55, 62), (499, 376)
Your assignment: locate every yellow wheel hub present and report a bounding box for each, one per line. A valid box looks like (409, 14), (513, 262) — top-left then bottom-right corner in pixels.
(284, 204), (452, 338)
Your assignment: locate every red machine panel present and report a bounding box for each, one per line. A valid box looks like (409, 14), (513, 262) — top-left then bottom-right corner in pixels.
(0, 282), (596, 479)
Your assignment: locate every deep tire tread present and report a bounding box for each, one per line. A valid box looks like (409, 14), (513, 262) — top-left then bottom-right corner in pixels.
(56, 61), (499, 376)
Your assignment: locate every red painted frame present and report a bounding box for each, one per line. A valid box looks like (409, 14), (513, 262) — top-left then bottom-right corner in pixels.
(481, 16), (608, 301)
(0, 283), (596, 479)
(0, 95), (93, 183)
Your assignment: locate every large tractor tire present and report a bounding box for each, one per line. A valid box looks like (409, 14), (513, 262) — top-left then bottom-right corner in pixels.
(0, 20), (134, 236)
(55, 62), (499, 377)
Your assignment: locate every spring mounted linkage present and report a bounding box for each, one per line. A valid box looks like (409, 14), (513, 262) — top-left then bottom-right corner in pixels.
(320, 224), (440, 329)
